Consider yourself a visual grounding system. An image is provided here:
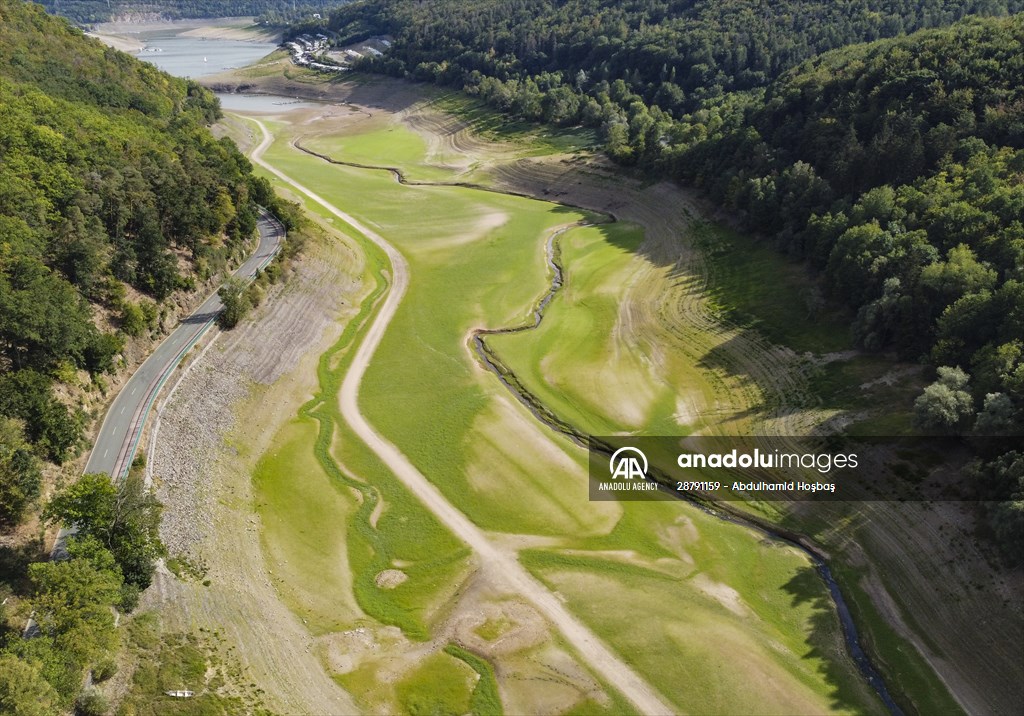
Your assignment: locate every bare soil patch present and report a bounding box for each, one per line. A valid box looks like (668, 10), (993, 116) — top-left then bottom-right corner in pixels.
(85, 32), (144, 53)
(374, 569), (408, 590)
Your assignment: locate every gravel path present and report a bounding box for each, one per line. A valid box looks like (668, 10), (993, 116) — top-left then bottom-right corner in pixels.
(250, 117), (675, 716)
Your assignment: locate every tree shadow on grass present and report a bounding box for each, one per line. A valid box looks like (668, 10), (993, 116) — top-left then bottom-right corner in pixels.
(0, 535), (46, 591)
(783, 564), (887, 713)
(594, 218), (806, 425)
(695, 330), (820, 423)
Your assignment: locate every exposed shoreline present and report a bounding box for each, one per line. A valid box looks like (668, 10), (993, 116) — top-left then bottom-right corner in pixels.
(87, 16), (279, 55)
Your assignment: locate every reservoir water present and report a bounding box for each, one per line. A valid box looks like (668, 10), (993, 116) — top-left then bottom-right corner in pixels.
(133, 29), (276, 79)
(128, 26), (320, 112)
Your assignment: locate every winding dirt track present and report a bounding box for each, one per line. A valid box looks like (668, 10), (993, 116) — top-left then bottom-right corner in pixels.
(248, 118), (674, 715)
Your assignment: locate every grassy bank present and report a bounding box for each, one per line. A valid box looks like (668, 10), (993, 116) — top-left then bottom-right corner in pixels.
(247, 110), (887, 714)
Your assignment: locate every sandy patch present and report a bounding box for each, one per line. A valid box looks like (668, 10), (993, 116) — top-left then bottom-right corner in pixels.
(86, 32), (144, 53)
(690, 573), (750, 617)
(179, 24), (279, 43)
(415, 209), (509, 253)
(375, 569), (408, 590)
(320, 623), (409, 677)
(657, 515), (700, 565)
(674, 394), (700, 428)
(452, 600), (547, 656)
(499, 643), (610, 715)
(595, 346), (660, 427)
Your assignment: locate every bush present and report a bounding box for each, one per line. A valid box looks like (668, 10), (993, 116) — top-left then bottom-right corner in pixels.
(75, 688), (109, 716)
(118, 583), (140, 613)
(913, 366), (975, 433)
(119, 301), (146, 337)
(92, 659), (118, 682)
(216, 276), (250, 330)
(0, 418), (43, 524)
(263, 262), (282, 284)
(244, 282), (264, 310)
(84, 332), (123, 375)
(0, 370), (83, 464)
(140, 300), (159, 331)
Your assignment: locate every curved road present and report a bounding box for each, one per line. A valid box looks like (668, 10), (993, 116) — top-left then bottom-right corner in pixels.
(85, 208), (285, 480)
(249, 118), (673, 715)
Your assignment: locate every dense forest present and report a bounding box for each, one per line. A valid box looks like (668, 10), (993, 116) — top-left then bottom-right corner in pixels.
(0, 0), (276, 507)
(40, 0), (328, 24)
(0, 1), (284, 706)
(310, 1), (1024, 555)
(314, 0), (1024, 117)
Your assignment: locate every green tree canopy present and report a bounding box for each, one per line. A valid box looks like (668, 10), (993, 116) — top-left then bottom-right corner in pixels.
(914, 366), (976, 433)
(0, 653), (60, 716)
(27, 553), (121, 665)
(0, 417), (42, 523)
(44, 472), (163, 589)
(0, 0), (276, 483)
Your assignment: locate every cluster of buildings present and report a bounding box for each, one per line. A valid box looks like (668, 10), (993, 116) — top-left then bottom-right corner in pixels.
(285, 34), (347, 73)
(285, 34), (394, 73)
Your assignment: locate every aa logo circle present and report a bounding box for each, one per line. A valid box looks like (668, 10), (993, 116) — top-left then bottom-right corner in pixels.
(609, 446), (648, 480)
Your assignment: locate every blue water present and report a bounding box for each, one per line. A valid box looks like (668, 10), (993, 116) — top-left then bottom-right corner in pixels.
(132, 28), (319, 112)
(134, 31), (277, 79)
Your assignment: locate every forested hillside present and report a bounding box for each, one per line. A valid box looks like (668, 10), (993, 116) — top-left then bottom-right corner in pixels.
(0, 0), (282, 707)
(318, 0), (1024, 116)
(0, 0), (274, 518)
(317, 1), (1024, 553)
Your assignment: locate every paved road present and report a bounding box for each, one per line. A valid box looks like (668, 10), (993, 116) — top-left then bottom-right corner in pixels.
(249, 117), (673, 716)
(85, 208), (285, 479)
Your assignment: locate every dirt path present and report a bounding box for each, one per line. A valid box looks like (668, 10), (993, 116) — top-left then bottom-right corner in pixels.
(249, 118), (674, 716)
